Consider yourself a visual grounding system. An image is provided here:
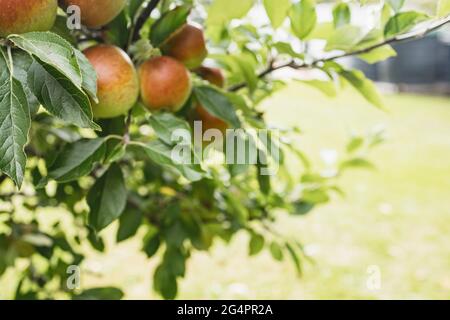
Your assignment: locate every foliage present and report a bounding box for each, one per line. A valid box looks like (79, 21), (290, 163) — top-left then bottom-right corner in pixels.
(0, 0), (448, 299)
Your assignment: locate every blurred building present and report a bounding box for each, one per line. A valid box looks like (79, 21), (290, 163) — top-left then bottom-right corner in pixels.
(348, 28), (450, 95)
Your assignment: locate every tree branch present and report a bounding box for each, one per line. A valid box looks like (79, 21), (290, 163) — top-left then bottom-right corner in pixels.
(130, 0), (161, 44)
(229, 15), (450, 92)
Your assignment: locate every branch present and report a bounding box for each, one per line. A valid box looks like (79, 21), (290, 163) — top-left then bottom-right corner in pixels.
(130, 0), (161, 45)
(229, 15), (450, 92)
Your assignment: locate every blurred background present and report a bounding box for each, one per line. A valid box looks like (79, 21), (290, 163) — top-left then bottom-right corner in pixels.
(1, 0), (449, 300)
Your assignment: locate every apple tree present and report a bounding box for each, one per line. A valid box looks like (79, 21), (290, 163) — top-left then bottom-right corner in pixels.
(0, 0), (448, 299)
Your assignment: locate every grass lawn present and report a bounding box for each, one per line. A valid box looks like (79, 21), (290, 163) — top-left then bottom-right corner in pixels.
(3, 82), (449, 299)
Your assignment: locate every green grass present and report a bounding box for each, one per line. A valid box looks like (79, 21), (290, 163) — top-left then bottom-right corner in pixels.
(3, 83), (450, 299)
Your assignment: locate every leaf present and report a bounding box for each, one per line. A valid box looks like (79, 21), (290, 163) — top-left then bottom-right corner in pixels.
(289, 0), (317, 40)
(299, 80), (337, 97)
(437, 0), (450, 17)
(27, 59), (98, 129)
(272, 42), (304, 59)
(0, 48), (30, 187)
(87, 164), (127, 231)
(11, 50), (40, 115)
(128, 0), (146, 19)
(232, 54), (259, 93)
(131, 140), (204, 182)
(381, 3), (393, 27)
(305, 22), (334, 40)
(87, 228), (105, 252)
(257, 162), (271, 196)
(194, 85), (241, 128)
(150, 5), (191, 47)
(270, 242), (284, 261)
(116, 207), (143, 243)
(163, 247), (186, 277)
(143, 231), (161, 258)
(340, 158), (375, 170)
(332, 2), (351, 28)
(207, 0), (254, 26)
(74, 287), (124, 300)
(153, 265), (177, 300)
(292, 201), (315, 215)
(346, 136), (364, 153)
(46, 138), (106, 183)
(9, 32), (83, 89)
(286, 242), (302, 276)
(103, 11), (129, 49)
(358, 45), (397, 64)
(340, 69), (385, 109)
(384, 11), (428, 38)
(50, 15), (76, 45)
(149, 113), (190, 146)
(74, 49), (98, 103)
(326, 25), (365, 51)
(263, 0), (291, 29)
(249, 232), (265, 256)
(387, 0), (405, 12)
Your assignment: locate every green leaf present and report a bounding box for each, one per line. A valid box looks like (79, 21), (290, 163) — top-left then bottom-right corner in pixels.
(131, 140), (204, 182)
(270, 242), (284, 261)
(340, 157), (375, 170)
(50, 15), (76, 45)
(305, 22), (334, 40)
(149, 113), (190, 146)
(233, 54), (259, 93)
(116, 206), (143, 243)
(299, 80), (337, 97)
(387, 0), (405, 12)
(143, 231), (161, 258)
(163, 247), (186, 277)
(358, 45), (397, 64)
(87, 164), (127, 231)
(9, 32), (83, 88)
(207, 0), (254, 26)
(128, 0), (146, 20)
(326, 25), (365, 51)
(150, 5), (191, 47)
(381, 3), (393, 27)
(46, 138), (106, 183)
(286, 242), (302, 276)
(437, 0), (450, 16)
(340, 69), (385, 109)
(292, 201), (315, 215)
(384, 11), (428, 38)
(289, 0), (317, 40)
(153, 265), (177, 300)
(0, 48), (30, 187)
(332, 2), (351, 28)
(74, 49), (98, 103)
(74, 287), (124, 300)
(272, 42), (304, 59)
(263, 0), (291, 29)
(194, 85), (241, 128)
(346, 136), (364, 153)
(103, 11), (129, 49)
(11, 50), (40, 115)
(249, 232), (265, 256)
(27, 59), (98, 129)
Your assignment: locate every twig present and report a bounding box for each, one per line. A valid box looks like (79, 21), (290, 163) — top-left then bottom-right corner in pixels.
(123, 109), (133, 144)
(229, 15), (450, 92)
(130, 0), (161, 45)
